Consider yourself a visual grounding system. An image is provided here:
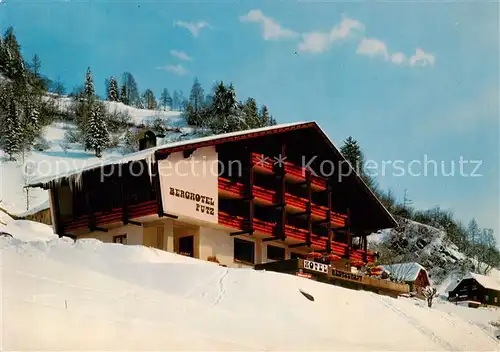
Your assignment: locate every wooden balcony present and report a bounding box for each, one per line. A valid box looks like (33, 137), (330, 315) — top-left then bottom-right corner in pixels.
(251, 153), (327, 191)
(218, 211), (375, 263)
(218, 177), (346, 228)
(63, 200), (157, 232)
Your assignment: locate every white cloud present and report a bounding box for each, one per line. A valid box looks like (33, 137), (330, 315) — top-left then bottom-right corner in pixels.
(297, 32), (331, 53)
(298, 17), (364, 53)
(174, 20), (211, 37)
(391, 52), (406, 65)
(356, 39), (434, 68)
(239, 10), (436, 68)
(409, 48), (436, 67)
(356, 38), (389, 59)
(330, 17), (364, 41)
(239, 9), (298, 40)
(170, 50), (192, 61)
(156, 64), (189, 76)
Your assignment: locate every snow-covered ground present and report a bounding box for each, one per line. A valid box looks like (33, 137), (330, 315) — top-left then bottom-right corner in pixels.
(1, 215), (499, 351)
(0, 100), (190, 216)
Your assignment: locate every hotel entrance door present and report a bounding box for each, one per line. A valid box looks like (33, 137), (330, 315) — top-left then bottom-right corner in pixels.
(178, 235), (194, 257)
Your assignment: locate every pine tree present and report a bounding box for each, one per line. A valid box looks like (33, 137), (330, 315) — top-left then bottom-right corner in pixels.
(259, 105), (276, 127)
(85, 102), (109, 157)
(178, 90), (187, 111)
(242, 98), (259, 128)
(189, 77), (205, 111)
(340, 136), (377, 190)
(2, 98), (22, 160)
(142, 89), (157, 110)
(122, 72), (139, 106)
(205, 94), (213, 107)
(84, 67), (95, 101)
(21, 97), (40, 149)
(120, 84), (128, 104)
(171, 90), (179, 110)
(3, 27), (24, 80)
(160, 88), (172, 110)
(0, 35), (6, 74)
(208, 81), (242, 134)
(107, 77), (119, 101)
(31, 54), (41, 78)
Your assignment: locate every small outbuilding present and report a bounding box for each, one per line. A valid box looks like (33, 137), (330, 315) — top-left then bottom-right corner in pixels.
(447, 272), (500, 307)
(137, 130), (157, 151)
(380, 262), (430, 296)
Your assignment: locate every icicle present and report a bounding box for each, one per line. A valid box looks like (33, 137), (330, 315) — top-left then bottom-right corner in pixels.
(147, 153), (154, 184)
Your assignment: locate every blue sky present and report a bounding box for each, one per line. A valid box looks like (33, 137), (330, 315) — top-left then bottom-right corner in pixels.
(1, 0), (498, 240)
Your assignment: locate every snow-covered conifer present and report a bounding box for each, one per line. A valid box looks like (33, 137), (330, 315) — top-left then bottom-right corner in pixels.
(84, 67), (95, 101)
(107, 77), (119, 102)
(2, 98), (22, 159)
(85, 102), (109, 157)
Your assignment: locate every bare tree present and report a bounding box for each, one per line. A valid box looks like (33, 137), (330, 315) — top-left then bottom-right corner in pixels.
(422, 286), (438, 307)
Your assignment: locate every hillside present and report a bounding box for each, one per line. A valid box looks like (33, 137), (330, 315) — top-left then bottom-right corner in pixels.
(0, 214), (499, 351)
(369, 217), (500, 294)
(0, 97), (192, 216)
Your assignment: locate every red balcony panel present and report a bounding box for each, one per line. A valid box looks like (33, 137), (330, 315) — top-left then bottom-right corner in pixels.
(218, 177), (347, 227)
(251, 153), (327, 190)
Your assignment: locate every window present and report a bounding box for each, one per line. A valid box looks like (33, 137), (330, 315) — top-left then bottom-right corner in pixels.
(113, 234), (127, 244)
(494, 297), (498, 303)
(485, 295), (489, 302)
(267, 245), (285, 261)
(234, 238), (255, 264)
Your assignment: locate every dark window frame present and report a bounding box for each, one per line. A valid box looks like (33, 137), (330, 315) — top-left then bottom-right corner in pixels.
(113, 234), (127, 244)
(267, 244), (286, 261)
(234, 238), (255, 264)
(290, 252), (304, 259)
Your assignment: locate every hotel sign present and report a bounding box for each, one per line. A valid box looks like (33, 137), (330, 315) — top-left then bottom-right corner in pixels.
(302, 260), (329, 274)
(330, 268), (363, 282)
(168, 187), (215, 216)
(158, 146), (218, 224)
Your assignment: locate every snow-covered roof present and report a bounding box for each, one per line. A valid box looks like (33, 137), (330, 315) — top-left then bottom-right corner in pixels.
(379, 262), (428, 282)
(8, 200), (50, 217)
(28, 122), (310, 187)
(469, 272), (500, 292)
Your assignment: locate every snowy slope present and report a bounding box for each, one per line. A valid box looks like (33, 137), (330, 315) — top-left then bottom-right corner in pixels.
(1, 217), (499, 351)
(0, 100), (192, 216)
(369, 217), (480, 284)
(47, 94), (186, 126)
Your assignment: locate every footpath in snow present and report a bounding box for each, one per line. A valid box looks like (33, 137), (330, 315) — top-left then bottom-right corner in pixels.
(0, 217), (499, 351)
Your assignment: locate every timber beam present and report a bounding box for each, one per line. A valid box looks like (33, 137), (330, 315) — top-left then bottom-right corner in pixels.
(306, 170), (312, 247)
(161, 212), (178, 219)
(262, 236), (281, 242)
(288, 210), (310, 218)
(326, 184), (332, 253)
(127, 220), (142, 226)
(260, 203), (285, 209)
(230, 229), (254, 236)
(288, 242), (307, 248)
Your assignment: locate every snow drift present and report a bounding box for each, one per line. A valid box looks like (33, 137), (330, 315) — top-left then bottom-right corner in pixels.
(1, 218), (499, 351)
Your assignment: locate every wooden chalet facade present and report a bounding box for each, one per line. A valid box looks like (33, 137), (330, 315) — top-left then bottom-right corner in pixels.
(447, 273), (500, 307)
(380, 262), (430, 297)
(28, 122), (397, 268)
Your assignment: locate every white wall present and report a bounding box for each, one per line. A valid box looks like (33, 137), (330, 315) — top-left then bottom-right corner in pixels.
(77, 224), (143, 245)
(199, 227), (234, 266)
(198, 227), (265, 268)
(158, 146), (218, 224)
